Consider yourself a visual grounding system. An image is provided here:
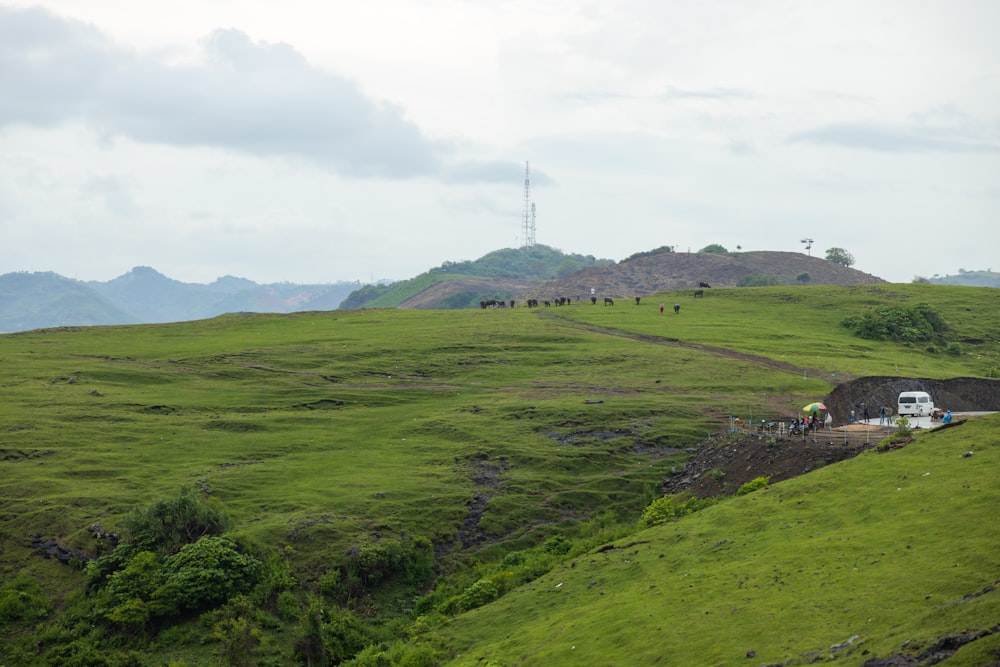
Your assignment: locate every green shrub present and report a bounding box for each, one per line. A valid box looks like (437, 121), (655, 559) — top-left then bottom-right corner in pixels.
(709, 468), (726, 481)
(441, 577), (500, 615)
(156, 536), (263, 612)
(736, 476), (770, 496)
(642, 494), (715, 526)
(250, 551), (296, 607)
(337, 535), (434, 599)
(0, 574), (51, 623)
(207, 596), (264, 667)
(123, 486), (228, 555)
(275, 591), (300, 621)
(542, 535), (572, 555)
(89, 536), (262, 627)
(841, 303), (948, 343)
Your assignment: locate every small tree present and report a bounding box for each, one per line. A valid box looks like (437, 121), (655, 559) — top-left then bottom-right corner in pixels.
(825, 247), (856, 267)
(698, 244), (728, 254)
(796, 272), (811, 284)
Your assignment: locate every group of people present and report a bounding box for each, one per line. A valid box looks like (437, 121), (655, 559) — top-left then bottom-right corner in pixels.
(848, 402), (894, 426)
(791, 412), (833, 432)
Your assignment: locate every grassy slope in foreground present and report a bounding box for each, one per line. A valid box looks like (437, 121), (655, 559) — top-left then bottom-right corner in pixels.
(434, 415), (1000, 666)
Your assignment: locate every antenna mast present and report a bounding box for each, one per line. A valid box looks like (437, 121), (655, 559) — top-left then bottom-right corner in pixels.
(522, 161), (535, 248)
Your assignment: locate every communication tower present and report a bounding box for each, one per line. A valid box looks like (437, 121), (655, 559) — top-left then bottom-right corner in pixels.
(522, 161), (536, 248)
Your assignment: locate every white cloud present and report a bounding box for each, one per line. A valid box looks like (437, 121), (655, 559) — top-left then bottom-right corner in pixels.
(1, 1), (998, 286)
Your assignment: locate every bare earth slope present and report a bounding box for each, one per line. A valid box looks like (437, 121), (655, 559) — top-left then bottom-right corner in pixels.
(523, 250), (885, 301)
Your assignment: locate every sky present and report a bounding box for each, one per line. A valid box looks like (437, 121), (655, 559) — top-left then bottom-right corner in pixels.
(1, 1), (998, 285)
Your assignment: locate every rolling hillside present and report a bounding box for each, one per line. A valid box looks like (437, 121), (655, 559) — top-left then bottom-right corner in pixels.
(1, 283), (998, 665)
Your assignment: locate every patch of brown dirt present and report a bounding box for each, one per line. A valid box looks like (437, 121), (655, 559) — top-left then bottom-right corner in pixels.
(661, 433), (879, 498)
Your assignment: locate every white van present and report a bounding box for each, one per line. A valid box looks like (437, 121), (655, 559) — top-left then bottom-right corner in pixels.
(898, 391), (935, 417)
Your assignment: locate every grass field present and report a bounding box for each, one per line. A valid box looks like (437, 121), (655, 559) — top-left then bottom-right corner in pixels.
(1, 283), (997, 665)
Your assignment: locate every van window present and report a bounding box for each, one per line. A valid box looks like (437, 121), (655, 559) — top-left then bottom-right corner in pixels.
(918, 396), (929, 403)
(900, 397), (915, 403)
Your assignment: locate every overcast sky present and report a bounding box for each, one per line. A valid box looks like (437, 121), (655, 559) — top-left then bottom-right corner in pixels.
(2, 1), (997, 285)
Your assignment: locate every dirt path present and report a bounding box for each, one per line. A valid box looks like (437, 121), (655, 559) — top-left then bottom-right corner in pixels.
(539, 310), (842, 381)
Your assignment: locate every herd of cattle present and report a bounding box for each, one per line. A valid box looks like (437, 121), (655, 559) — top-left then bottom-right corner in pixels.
(479, 283), (711, 309)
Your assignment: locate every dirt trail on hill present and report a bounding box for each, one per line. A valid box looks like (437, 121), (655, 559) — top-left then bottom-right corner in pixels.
(540, 311), (824, 378)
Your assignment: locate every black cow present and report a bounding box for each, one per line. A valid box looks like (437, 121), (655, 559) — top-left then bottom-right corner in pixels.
(674, 303), (680, 314)
(604, 297), (614, 306)
(693, 290), (704, 298)
(698, 282), (711, 288)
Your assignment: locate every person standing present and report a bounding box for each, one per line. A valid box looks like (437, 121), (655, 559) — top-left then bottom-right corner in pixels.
(879, 405), (886, 425)
(886, 406), (894, 425)
(862, 403), (871, 424)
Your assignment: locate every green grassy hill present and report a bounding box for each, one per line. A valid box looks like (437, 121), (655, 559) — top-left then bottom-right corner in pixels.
(1, 284), (997, 665)
(433, 415), (1000, 666)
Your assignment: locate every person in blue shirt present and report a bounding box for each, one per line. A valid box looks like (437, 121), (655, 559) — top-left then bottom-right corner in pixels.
(942, 410), (953, 424)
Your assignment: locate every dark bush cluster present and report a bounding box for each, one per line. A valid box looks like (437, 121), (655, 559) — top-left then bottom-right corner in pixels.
(86, 487), (263, 632)
(840, 302), (948, 343)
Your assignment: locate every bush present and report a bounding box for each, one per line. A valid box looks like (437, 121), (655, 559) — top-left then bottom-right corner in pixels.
(123, 486), (228, 555)
(0, 574), (51, 624)
(337, 535), (434, 599)
(642, 494), (715, 526)
(841, 303), (948, 343)
(736, 476), (770, 496)
(542, 535), (572, 555)
(440, 578), (500, 615)
(156, 536), (263, 612)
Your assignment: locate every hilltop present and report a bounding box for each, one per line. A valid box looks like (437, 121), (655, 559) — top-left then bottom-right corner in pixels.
(523, 249), (885, 301)
(345, 248), (887, 310)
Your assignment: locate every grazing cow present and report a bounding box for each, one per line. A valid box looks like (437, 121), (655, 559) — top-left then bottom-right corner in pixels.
(591, 296), (598, 305)
(510, 299), (515, 309)
(543, 300), (551, 307)
(480, 301), (487, 309)
(673, 303), (680, 314)
(698, 281), (712, 288)
(693, 289), (704, 298)
(604, 297), (614, 306)
(635, 296), (641, 305)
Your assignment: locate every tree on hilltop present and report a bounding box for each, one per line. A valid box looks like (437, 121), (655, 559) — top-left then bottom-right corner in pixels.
(698, 244), (729, 254)
(824, 247), (855, 267)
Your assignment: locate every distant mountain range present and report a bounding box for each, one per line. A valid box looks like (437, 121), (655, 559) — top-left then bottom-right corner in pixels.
(0, 267), (362, 333)
(2, 251), (995, 333)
